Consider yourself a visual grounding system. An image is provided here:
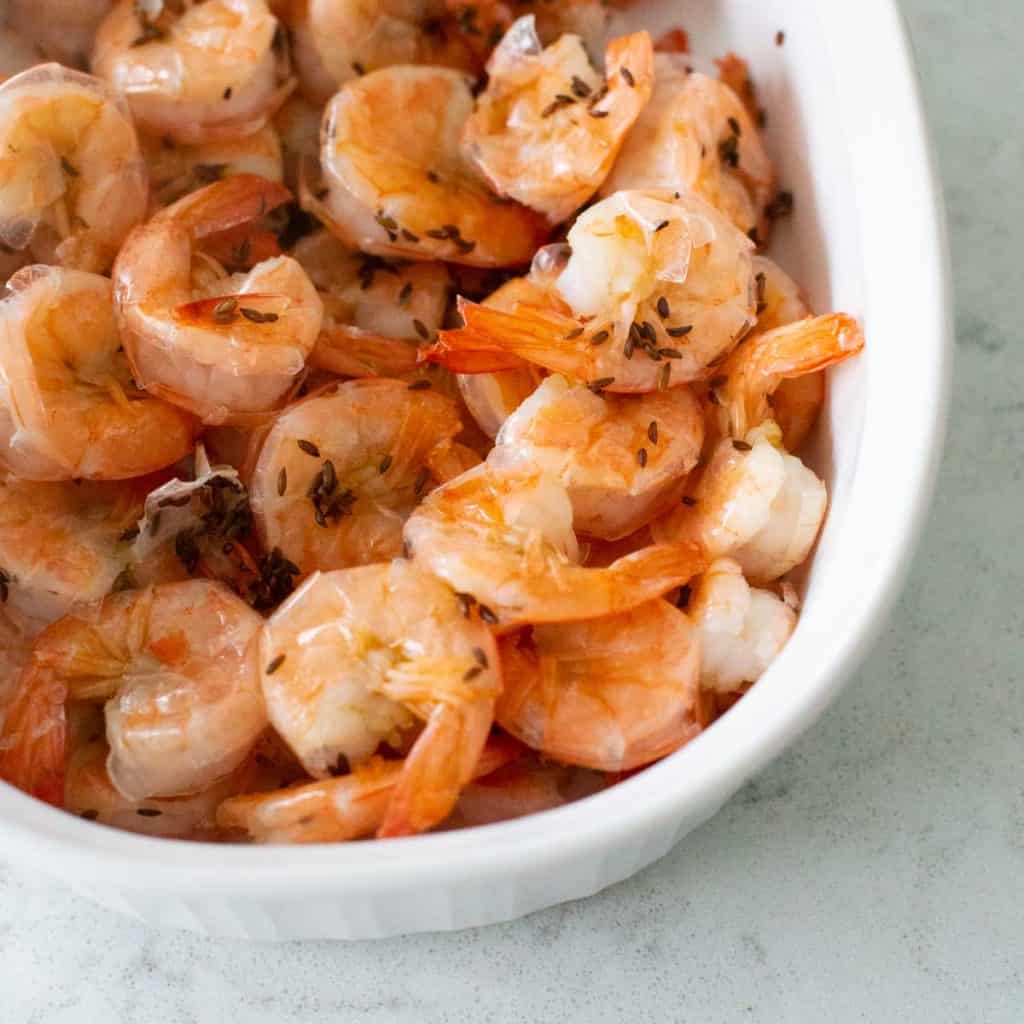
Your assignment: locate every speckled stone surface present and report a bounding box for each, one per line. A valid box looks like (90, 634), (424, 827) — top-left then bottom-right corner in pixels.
(2, 2), (1022, 1020)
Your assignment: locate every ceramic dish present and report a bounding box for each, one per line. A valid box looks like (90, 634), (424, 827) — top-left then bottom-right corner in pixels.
(0, 0), (951, 939)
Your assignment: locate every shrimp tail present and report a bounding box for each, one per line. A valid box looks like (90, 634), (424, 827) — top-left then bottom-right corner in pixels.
(312, 324), (421, 378)
(158, 174), (292, 242)
(606, 540), (709, 610)
(0, 666), (68, 806)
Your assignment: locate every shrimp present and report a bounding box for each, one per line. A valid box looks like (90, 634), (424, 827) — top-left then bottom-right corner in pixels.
(711, 312), (864, 441)
(292, 231), (451, 379)
(0, 64), (148, 272)
(141, 125), (284, 210)
(425, 189), (756, 390)
(257, 559), (502, 836)
(304, 65), (549, 267)
(0, 579), (267, 805)
(7, 0), (111, 68)
(0, 266), (198, 480)
(462, 19), (654, 224)
(272, 93), (321, 191)
(0, 608), (33, 730)
(92, 0), (293, 145)
(687, 557), (795, 694)
(113, 174), (324, 425)
(403, 461), (708, 629)
(652, 422), (827, 585)
(490, 374), (704, 540)
(216, 732), (520, 842)
(249, 378), (464, 574)
(496, 598), (703, 771)
(602, 57), (775, 239)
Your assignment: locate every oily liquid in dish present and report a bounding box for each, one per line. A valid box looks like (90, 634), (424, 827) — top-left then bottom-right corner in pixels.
(0, 2), (863, 844)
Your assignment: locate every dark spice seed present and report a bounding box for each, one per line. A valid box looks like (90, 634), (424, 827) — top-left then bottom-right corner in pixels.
(398, 282), (413, 305)
(455, 592), (475, 617)
(379, 454), (393, 474)
(297, 439), (320, 457)
(265, 653), (286, 675)
(375, 211), (398, 231)
(656, 296), (670, 319)
(727, 115), (741, 136)
(776, 30), (786, 46)
(637, 447), (648, 467)
(60, 156), (79, 178)
(401, 228), (419, 243)
(136, 808), (162, 817)
(620, 66), (635, 87)
(733, 439), (753, 452)
(241, 307), (279, 324)
(463, 665), (484, 682)
(472, 646), (488, 667)
(589, 329), (610, 346)
(412, 319), (430, 340)
(570, 75), (592, 98)
(426, 170), (440, 183)
(681, 496), (697, 506)
(408, 379), (432, 391)
(425, 227), (451, 240)
(478, 604), (498, 625)
(765, 190), (794, 220)
(223, 85), (233, 100)
(80, 809), (100, 821)
(666, 324), (693, 338)
(352, 60), (366, 75)
(588, 108), (609, 118)
(657, 347), (683, 359)
(564, 326), (585, 340)
(414, 467), (430, 495)
(654, 219), (670, 232)
(588, 377), (615, 392)
(719, 133), (740, 168)
(322, 460), (337, 494)
(277, 467), (287, 496)
(212, 297), (238, 323)
(648, 420), (658, 445)
(658, 364), (671, 390)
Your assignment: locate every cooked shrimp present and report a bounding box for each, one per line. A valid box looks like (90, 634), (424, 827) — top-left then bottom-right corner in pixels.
(712, 312), (864, 441)
(687, 557), (795, 693)
(404, 462), (708, 629)
(0, 265), (198, 480)
(141, 125), (284, 210)
(0, 608), (32, 730)
(0, 64), (147, 272)
(217, 732), (519, 842)
(602, 57), (774, 238)
(304, 65), (549, 267)
(0, 579), (266, 805)
(491, 374), (704, 540)
(272, 93), (321, 191)
(92, 0), (293, 145)
(496, 598), (703, 771)
(425, 189), (756, 390)
(462, 19), (653, 224)
(292, 231), (451, 379)
(257, 559), (501, 836)
(7, 0), (111, 68)
(250, 378), (463, 573)
(113, 174), (323, 424)
(652, 422), (826, 584)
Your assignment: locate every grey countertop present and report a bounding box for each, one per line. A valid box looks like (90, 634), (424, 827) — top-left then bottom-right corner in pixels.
(2, 1), (1022, 1020)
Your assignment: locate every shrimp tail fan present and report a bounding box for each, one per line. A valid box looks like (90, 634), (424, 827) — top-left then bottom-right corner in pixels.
(0, 666), (68, 806)
(606, 540), (710, 611)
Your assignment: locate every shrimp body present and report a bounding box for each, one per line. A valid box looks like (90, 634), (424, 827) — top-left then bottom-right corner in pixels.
(687, 557), (795, 693)
(462, 19), (654, 224)
(259, 560), (501, 835)
(404, 462), (708, 629)
(307, 65), (549, 267)
(603, 58), (775, 238)
(0, 64), (147, 272)
(0, 580), (267, 804)
(426, 189), (756, 390)
(653, 423), (826, 584)
(0, 266), (197, 480)
(497, 598), (702, 771)
(113, 175), (324, 424)
(0, 609), (32, 731)
(92, 0), (292, 145)
(250, 378), (463, 573)
(491, 374), (704, 540)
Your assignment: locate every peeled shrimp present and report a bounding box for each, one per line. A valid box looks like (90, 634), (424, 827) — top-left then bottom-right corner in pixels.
(217, 732), (519, 843)
(292, 230), (451, 379)
(404, 462), (707, 629)
(491, 374), (704, 540)
(0, 579), (266, 805)
(113, 174), (323, 424)
(141, 125), (284, 210)
(92, 0), (293, 145)
(0, 64), (147, 272)
(258, 559), (501, 836)
(0, 265), (197, 480)
(652, 422), (826, 585)
(496, 598), (703, 771)
(687, 557), (795, 693)
(0, 608), (32, 730)
(250, 378), (463, 574)
(426, 189), (756, 390)
(462, 19), (653, 224)
(603, 57), (775, 238)
(7, 0), (111, 68)
(305, 65), (549, 267)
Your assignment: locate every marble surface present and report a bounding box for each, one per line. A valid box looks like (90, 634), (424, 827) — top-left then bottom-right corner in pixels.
(2, 1), (1022, 1020)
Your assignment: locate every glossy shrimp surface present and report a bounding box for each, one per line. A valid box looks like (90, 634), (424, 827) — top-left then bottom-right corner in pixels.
(92, 0), (293, 144)
(497, 599), (703, 771)
(305, 65), (549, 267)
(463, 19), (653, 224)
(250, 378), (463, 573)
(404, 462), (708, 629)
(603, 57), (775, 238)
(0, 579), (266, 805)
(0, 64), (147, 271)
(259, 560), (501, 836)
(113, 174), (323, 424)
(426, 189), (756, 390)
(491, 374), (704, 540)
(0, 265), (197, 480)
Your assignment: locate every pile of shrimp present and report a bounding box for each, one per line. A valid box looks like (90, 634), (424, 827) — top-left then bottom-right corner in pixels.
(0, 2), (863, 844)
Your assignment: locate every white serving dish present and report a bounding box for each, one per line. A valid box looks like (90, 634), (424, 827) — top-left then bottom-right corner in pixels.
(0, 0), (951, 939)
